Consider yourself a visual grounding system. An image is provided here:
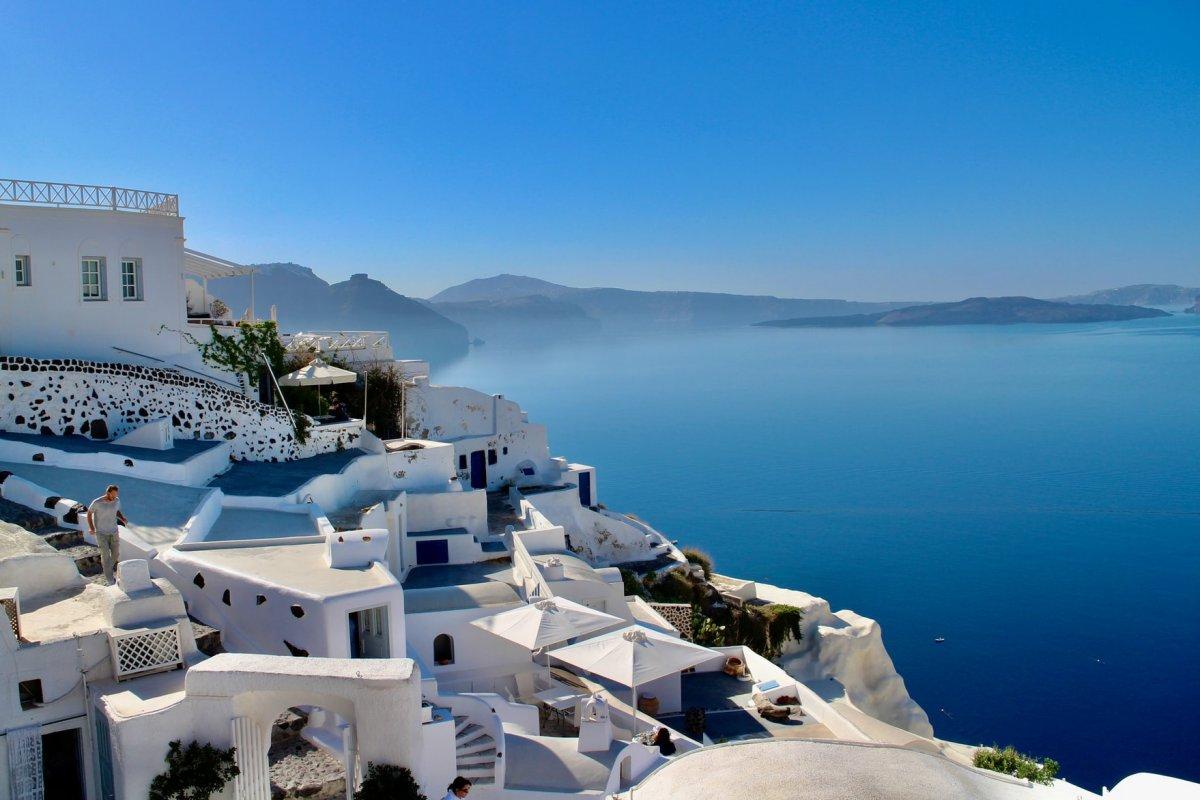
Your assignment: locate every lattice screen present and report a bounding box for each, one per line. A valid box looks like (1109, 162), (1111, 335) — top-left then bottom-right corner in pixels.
(6, 724), (43, 800)
(109, 626), (183, 680)
(0, 594), (20, 639)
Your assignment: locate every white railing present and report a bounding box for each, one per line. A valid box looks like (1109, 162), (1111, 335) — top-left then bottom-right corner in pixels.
(0, 178), (179, 215)
(109, 625), (184, 680)
(282, 331), (394, 362)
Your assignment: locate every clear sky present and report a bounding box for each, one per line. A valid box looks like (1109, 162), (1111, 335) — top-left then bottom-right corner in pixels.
(3, 2), (1197, 300)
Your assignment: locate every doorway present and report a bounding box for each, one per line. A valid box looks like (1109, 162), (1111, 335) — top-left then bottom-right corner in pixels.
(469, 449), (487, 489)
(349, 606), (390, 658)
(578, 472), (592, 506)
(42, 727), (85, 800)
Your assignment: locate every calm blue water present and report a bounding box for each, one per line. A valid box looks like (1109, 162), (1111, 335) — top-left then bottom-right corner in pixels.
(434, 316), (1200, 791)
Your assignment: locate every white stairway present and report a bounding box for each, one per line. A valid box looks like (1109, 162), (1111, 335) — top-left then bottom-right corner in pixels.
(453, 715), (497, 786)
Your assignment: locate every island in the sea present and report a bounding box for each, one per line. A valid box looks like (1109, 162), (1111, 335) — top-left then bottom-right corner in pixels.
(755, 296), (1170, 328)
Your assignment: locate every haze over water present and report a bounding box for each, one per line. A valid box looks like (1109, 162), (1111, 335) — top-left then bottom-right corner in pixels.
(436, 315), (1200, 791)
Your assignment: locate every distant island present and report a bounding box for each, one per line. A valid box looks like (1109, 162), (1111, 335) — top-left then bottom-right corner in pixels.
(755, 296), (1170, 328)
(1054, 283), (1200, 308)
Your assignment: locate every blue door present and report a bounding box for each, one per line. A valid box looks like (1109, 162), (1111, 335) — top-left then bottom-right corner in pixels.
(416, 539), (450, 565)
(579, 472), (592, 506)
(470, 450), (487, 489)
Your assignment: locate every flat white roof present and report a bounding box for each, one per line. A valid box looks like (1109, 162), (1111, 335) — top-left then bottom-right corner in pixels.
(181, 542), (395, 597)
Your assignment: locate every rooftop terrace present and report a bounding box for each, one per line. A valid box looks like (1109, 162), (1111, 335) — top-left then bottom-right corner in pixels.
(208, 449), (366, 497)
(1, 178), (178, 215)
(0, 431), (224, 465)
(655, 671), (831, 742)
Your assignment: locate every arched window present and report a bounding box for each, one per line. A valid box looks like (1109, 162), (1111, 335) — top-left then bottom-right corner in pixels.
(433, 634), (455, 666)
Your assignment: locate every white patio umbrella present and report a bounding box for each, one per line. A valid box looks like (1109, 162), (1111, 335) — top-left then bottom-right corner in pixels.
(277, 359), (358, 416)
(472, 597), (622, 687)
(549, 625), (719, 729)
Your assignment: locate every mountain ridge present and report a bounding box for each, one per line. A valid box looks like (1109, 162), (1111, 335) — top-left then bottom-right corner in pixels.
(757, 296), (1170, 328)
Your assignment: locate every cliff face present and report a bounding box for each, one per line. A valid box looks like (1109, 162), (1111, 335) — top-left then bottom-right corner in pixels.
(720, 576), (934, 738)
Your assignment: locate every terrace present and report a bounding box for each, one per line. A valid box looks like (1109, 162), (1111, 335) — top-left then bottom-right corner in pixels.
(656, 670), (832, 742)
(0, 177), (178, 215)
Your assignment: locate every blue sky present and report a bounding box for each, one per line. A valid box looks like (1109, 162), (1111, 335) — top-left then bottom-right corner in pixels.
(3, 2), (1197, 300)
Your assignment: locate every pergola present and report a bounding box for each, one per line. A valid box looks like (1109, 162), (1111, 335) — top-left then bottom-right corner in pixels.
(184, 248), (258, 321)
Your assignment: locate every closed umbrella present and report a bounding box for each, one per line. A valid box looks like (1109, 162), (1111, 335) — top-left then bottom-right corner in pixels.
(550, 625), (718, 729)
(472, 597), (621, 687)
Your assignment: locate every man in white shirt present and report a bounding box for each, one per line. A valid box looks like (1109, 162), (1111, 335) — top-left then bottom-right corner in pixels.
(87, 484), (128, 585)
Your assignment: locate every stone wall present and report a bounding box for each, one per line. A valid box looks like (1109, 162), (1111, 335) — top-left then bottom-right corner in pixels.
(0, 355), (357, 462)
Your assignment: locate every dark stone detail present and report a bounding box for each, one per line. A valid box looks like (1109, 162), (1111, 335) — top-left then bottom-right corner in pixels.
(63, 503), (86, 524)
(13, 416), (24, 425)
(39, 426), (53, 436)
(283, 640), (309, 657)
(193, 573), (206, 589)
(221, 589), (231, 606)
(32, 453), (45, 462)
(256, 594), (266, 605)
(290, 604), (305, 619)
(80, 420), (90, 434)
(43, 496), (62, 510)
(90, 419), (109, 440)
(123, 459), (134, 467)
(223, 431), (236, 440)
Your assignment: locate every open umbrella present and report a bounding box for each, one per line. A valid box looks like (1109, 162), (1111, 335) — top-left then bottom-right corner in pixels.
(277, 359), (358, 416)
(472, 597), (621, 688)
(549, 625), (718, 728)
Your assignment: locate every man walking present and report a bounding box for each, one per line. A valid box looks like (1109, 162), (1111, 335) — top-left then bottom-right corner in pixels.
(87, 484), (128, 585)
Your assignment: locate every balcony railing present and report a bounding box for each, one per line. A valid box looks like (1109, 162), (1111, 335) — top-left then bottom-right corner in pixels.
(0, 178), (179, 216)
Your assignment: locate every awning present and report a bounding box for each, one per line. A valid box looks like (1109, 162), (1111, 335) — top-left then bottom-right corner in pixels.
(184, 248), (257, 279)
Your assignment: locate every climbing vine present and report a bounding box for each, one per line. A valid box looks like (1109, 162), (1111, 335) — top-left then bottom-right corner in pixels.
(163, 320), (287, 387)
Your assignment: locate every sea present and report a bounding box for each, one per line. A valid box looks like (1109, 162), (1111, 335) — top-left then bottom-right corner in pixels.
(431, 314), (1200, 791)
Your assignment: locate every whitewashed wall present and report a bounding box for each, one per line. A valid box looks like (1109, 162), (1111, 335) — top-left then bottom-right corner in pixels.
(0, 355), (358, 461)
(0, 204), (204, 366)
(405, 380), (554, 490)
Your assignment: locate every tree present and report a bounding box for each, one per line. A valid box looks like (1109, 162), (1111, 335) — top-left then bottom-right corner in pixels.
(355, 762), (427, 800)
(148, 740), (239, 800)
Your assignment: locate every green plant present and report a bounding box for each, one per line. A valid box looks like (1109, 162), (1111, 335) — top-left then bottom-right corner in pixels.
(621, 568), (649, 599)
(291, 409), (312, 446)
(355, 762), (427, 800)
(166, 320), (287, 386)
(682, 547), (713, 579)
(973, 746), (1060, 785)
(148, 740), (239, 800)
(690, 605), (726, 647)
(647, 569), (697, 604)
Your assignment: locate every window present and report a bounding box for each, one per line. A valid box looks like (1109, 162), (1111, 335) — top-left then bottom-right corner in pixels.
(487, 449), (497, 465)
(14, 255), (31, 286)
(502, 446), (508, 455)
(81, 257), (106, 300)
(433, 633), (455, 665)
(120, 258), (142, 300)
(458, 454), (467, 470)
(19, 679), (42, 710)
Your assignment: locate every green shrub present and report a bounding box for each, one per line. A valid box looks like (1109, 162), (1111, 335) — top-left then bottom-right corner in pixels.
(690, 605), (726, 647)
(356, 763), (427, 800)
(682, 547), (713, 579)
(647, 569), (697, 604)
(148, 740), (239, 800)
(621, 568), (649, 599)
(973, 746), (1060, 785)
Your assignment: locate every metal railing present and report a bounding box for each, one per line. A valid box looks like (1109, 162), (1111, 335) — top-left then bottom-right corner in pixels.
(0, 178), (179, 216)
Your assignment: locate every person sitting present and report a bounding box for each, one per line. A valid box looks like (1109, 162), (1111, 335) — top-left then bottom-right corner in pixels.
(653, 726), (677, 756)
(327, 392), (351, 422)
(443, 776), (472, 799)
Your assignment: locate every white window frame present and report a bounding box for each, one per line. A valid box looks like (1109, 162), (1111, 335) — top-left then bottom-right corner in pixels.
(120, 258), (143, 301)
(81, 257), (107, 301)
(14, 255), (31, 287)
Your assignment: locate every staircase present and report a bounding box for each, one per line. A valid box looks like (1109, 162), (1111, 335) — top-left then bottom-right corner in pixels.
(453, 716), (498, 786)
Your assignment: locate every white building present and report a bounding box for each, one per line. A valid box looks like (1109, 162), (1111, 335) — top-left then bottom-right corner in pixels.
(2, 180), (1188, 800)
